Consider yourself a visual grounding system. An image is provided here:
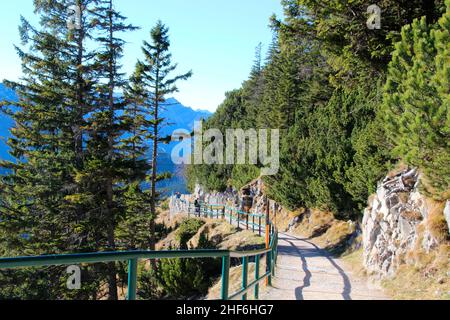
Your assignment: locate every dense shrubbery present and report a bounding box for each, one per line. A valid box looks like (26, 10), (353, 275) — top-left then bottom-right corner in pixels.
(175, 219), (205, 249)
(187, 0), (449, 218)
(138, 219), (221, 299)
(382, 8), (450, 199)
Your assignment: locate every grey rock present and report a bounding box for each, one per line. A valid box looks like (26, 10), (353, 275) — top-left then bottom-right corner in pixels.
(444, 201), (450, 233)
(361, 168), (438, 278)
(398, 216), (413, 239)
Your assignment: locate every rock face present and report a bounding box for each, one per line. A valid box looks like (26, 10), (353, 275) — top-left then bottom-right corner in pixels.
(444, 201), (450, 232)
(362, 168), (443, 277)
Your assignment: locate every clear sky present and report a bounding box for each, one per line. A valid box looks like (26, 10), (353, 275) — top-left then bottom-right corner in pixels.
(0, 0), (283, 112)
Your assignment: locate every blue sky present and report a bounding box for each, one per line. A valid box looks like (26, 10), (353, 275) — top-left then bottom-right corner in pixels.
(0, 0), (283, 112)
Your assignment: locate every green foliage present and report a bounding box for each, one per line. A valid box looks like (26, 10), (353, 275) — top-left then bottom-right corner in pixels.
(157, 257), (209, 299)
(298, 0), (446, 84)
(138, 221), (221, 300)
(383, 3), (450, 198)
(175, 219), (205, 249)
(0, 1), (191, 300)
(131, 21), (192, 252)
(187, 0), (444, 218)
(116, 183), (153, 250)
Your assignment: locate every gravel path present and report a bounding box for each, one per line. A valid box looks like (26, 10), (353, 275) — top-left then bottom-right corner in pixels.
(260, 233), (388, 300)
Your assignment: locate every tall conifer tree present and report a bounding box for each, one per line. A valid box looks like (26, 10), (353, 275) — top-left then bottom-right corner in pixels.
(133, 22), (192, 257)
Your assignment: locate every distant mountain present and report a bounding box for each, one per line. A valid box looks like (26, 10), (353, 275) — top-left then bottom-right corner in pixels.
(0, 84), (16, 162)
(0, 83), (212, 193)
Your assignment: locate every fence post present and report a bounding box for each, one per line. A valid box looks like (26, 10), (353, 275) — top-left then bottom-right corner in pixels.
(265, 197), (271, 287)
(272, 246), (276, 277)
(221, 255), (230, 300)
(242, 257), (248, 300)
(222, 207), (225, 220)
(127, 258), (138, 300)
(254, 255), (260, 300)
(237, 211), (241, 230)
(252, 215), (255, 233)
(246, 214), (249, 230)
(258, 216), (262, 236)
(266, 249), (272, 286)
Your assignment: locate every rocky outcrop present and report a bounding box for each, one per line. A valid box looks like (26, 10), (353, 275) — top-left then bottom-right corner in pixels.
(362, 168), (448, 277)
(444, 201), (450, 232)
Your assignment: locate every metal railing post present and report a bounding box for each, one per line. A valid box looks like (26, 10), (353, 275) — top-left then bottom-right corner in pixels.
(241, 257), (248, 300)
(267, 250), (272, 286)
(221, 255), (230, 300)
(127, 258), (138, 300)
(254, 255), (260, 300)
(271, 247), (276, 277)
(237, 211), (241, 230)
(0, 200), (280, 302)
(258, 216), (262, 236)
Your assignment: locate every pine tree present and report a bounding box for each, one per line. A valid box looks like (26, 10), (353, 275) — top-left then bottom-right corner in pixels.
(0, 0), (147, 300)
(134, 21), (192, 257)
(383, 3), (450, 197)
(0, 0), (102, 299)
(77, 0), (139, 299)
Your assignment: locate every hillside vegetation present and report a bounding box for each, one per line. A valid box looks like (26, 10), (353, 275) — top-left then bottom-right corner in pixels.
(187, 0), (449, 220)
(143, 212), (265, 300)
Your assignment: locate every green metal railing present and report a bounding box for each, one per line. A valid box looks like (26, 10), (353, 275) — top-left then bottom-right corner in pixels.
(0, 203), (278, 301)
(186, 202), (267, 236)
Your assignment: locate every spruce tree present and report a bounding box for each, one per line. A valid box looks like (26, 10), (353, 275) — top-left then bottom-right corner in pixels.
(116, 65), (153, 251)
(0, 0), (101, 299)
(134, 21), (192, 256)
(78, 0), (139, 299)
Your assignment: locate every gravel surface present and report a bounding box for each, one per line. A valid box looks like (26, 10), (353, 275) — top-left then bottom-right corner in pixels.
(260, 233), (388, 300)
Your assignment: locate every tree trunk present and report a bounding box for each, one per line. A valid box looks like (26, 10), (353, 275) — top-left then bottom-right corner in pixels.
(149, 98), (158, 270)
(106, 1), (118, 300)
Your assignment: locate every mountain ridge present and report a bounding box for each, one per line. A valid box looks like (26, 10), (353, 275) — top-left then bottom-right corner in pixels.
(0, 83), (211, 160)
(0, 83), (211, 193)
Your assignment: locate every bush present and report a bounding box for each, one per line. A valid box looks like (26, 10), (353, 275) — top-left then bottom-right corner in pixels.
(175, 219), (205, 249)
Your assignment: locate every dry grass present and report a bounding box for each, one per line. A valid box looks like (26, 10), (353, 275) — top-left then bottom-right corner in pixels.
(382, 244), (450, 300)
(157, 216), (265, 252)
(273, 208), (304, 232)
(400, 210), (423, 222)
(315, 221), (357, 255)
(342, 244), (450, 300)
(155, 210), (186, 230)
(426, 200), (449, 243)
(188, 221), (236, 248)
(207, 262), (268, 300)
(386, 162), (410, 179)
(382, 197), (449, 300)
(292, 209), (335, 238)
(286, 208), (357, 256)
(341, 248), (367, 278)
(219, 230), (265, 251)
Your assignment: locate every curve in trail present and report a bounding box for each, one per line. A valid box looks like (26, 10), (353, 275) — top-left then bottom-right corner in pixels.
(260, 233), (387, 300)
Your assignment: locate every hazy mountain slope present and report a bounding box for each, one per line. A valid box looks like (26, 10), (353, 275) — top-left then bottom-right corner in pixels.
(0, 83), (211, 192)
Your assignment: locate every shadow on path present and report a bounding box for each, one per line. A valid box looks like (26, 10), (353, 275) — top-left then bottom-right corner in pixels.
(284, 239), (311, 300)
(282, 233), (352, 300)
